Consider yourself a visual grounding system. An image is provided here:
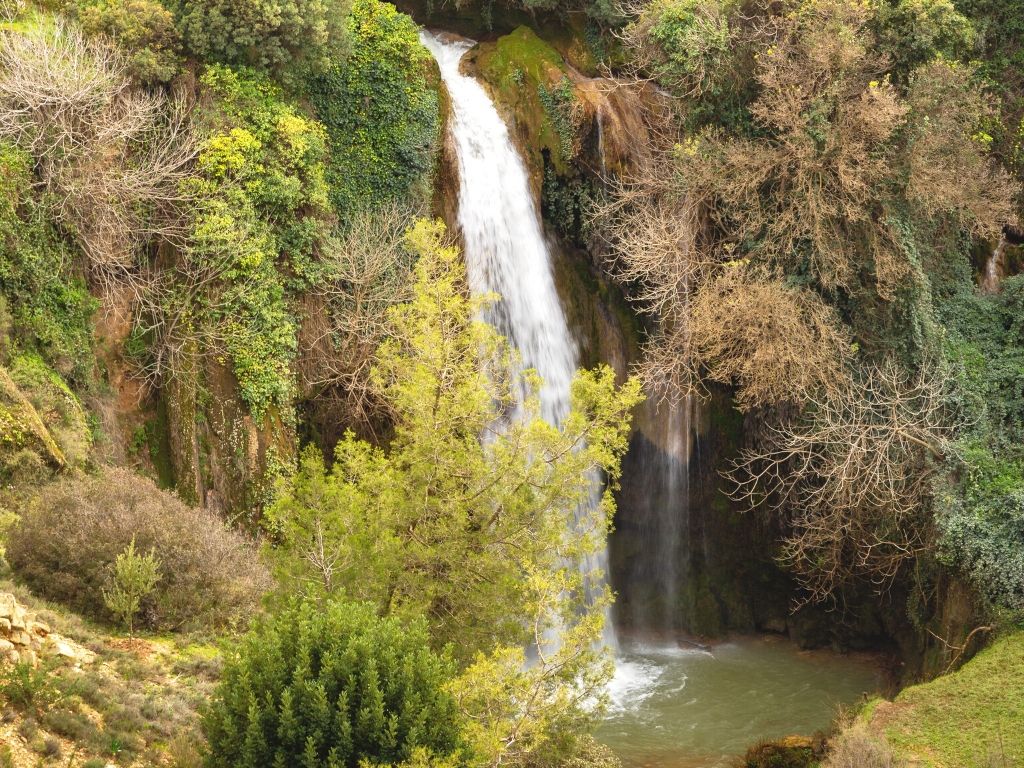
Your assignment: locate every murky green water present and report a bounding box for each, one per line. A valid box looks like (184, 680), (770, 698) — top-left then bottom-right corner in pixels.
(598, 636), (883, 767)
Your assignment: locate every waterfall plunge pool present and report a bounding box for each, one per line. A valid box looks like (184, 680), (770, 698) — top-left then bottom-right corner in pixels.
(598, 635), (884, 767)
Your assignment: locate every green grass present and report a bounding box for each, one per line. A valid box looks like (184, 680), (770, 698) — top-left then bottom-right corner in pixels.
(870, 631), (1024, 767)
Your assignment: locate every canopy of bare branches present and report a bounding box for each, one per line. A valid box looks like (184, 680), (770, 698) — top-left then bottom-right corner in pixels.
(296, 205), (417, 435)
(728, 360), (962, 603)
(0, 22), (196, 290)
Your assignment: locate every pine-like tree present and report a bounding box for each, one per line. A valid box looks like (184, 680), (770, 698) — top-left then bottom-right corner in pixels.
(203, 600), (464, 768)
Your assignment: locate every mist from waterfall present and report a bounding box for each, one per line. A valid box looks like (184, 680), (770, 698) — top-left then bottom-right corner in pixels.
(420, 31), (615, 646)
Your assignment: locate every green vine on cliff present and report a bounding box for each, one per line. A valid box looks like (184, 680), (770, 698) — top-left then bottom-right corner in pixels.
(538, 75), (585, 164)
(306, 0), (440, 221)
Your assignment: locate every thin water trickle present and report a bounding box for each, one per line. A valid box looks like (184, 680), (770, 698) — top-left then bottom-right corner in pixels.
(420, 30), (616, 647)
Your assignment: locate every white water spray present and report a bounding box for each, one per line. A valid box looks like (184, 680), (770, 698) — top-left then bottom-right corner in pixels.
(420, 31), (616, 647)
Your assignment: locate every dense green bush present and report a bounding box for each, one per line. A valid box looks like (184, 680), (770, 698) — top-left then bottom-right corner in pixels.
(0, 142), (96, 388)
(177, 65), (335, 417)
(77, 0), (182, 83)
(173, 0), (349, 83)
(203, 600), (465, 768)
(6, 468), (270, 631)
(933, 278), (1024, 614)
(307, 0), (440, 218)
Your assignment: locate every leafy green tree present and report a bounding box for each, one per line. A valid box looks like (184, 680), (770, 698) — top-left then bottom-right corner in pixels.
(624, 0), (734, 98)
(173, 0), (349, 83)
(267, 218), (642, 657)
(202, 600), (465, 768)
(103, 537), (162, 635)
(266, 219), (639, 766)
(78, 0), (183, 84)
(307, 0), (439, 218)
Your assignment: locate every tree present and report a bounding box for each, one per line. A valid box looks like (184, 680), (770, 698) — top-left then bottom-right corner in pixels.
(267, 219), (640, 767)
(727, 360), (962, 603)
(78, 0), (183, 84)
(686, 264), (853, 411)
(174, 0), (350, 83)
(0, 22), (196, 291)
(621, 0), (734, 99)
(296, 204), (417, 440)
(103, 537), (162, 635)
(202, 600), (465, 768)
(268, 219), (642, 654)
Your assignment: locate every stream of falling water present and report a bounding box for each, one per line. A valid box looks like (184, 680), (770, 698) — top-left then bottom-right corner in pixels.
(420, 30), (882, 767)
(420, 31), (616, 647)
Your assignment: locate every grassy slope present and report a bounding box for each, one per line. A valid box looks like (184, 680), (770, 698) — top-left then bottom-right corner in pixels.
(0, 580), (217, 768)
(866, 631), (1024, 767)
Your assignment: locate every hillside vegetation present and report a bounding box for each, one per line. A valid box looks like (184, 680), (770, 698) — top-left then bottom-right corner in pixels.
(0, 0), (1022, 764)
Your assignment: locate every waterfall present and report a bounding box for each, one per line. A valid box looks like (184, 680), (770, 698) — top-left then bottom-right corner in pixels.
(982, 234), (1008, 293)
(615, 396), (696, 635)
(420, 32), (617, 647)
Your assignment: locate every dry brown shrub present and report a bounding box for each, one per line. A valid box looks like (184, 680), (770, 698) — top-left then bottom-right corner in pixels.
(685, 0), (910, 295)
(905, 59), (1018, 236)
(7, 467), (270, 631)
(689, 266), (852, 411)
(824, 726), (899, 768)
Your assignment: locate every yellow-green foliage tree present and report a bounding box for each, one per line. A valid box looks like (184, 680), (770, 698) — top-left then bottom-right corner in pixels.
(267, 219), (642, 766)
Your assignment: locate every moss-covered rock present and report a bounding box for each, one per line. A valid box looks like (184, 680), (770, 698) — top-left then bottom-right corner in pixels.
(7, 354), (90, 468)
(0, 365), (66, 479)
(200, 358), (295, 527)
(470, 25), (571, 188)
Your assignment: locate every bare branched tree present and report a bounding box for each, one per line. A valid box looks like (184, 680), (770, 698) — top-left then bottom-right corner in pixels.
(296, 205), (416, 435)
(0, 0), (26, 24)
(594, 158), (852, 409)
(727, 359), (963, 604)
(591, 147), (713, 402)
(0, 21), (197, 292)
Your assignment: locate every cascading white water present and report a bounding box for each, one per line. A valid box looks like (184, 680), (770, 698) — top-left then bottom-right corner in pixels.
(420, 32), (616, 646)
